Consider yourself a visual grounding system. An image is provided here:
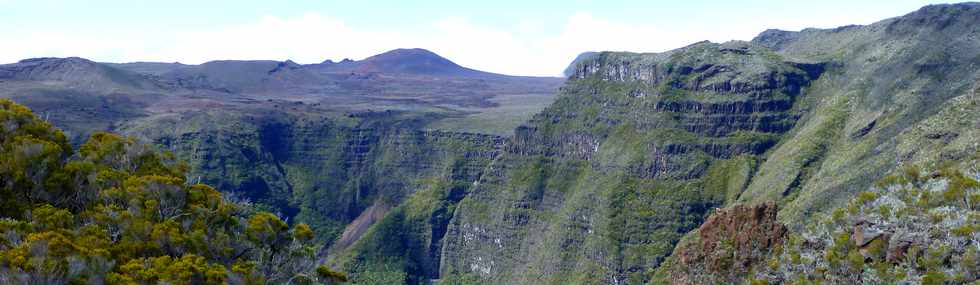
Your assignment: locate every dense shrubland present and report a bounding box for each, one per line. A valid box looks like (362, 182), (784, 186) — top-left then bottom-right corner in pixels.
(656, 162), (979, 285)
(754, 164), (980, 284)
(0, 99), (347, 284)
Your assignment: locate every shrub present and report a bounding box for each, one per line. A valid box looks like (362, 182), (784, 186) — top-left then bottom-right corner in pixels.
(0, 99), (345, 284)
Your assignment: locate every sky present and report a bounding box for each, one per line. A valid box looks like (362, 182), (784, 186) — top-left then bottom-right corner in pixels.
(0, 0), (962, 76)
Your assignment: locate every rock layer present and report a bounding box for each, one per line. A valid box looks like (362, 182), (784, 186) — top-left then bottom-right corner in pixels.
(440, 42), (817, 284)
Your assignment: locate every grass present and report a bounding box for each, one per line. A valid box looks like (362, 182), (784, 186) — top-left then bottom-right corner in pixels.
(426, 93), (557, 135)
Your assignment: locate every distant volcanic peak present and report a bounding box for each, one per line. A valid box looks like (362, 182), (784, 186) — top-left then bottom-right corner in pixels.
(2, 56), (105, 80)
(357, 48), (467, 74)
(0, 56), (164, 90)
(14, 57), (101, 71)
(364, 48), (454, 64)
(314, 48), (489, 77)
(18, 56), (94, 64)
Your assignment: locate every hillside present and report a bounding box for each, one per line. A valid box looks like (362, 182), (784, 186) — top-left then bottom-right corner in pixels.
(314, 48), (498, 78)
(0, 99), (347, 284)
(437, 40), (818, 284)
(0, 49), (561, 285)
(431, 3), (977, 284)
(1, 49), (563, 142)
(738, 2), (980, 223)
(1, 3), (979, 285)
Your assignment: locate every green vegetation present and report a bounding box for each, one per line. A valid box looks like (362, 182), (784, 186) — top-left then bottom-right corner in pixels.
(439, 41), (818, 284)
(425, 93), (558, 136)
(754, 164), (979, 284)
(4, 4), (980, 285)
(0, 99), (346, 284)
(334, 179), (463, 284)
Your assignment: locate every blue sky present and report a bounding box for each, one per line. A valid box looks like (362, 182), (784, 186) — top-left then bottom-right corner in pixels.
(0, 0), (961, 76)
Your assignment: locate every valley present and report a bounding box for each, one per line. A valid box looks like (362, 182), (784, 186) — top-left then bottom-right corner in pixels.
(0, 2), (978, 285)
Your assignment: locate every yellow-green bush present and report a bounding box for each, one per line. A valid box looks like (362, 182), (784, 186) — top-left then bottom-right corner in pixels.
(0, 99), (346, 284)
(756, 163), (980, 284)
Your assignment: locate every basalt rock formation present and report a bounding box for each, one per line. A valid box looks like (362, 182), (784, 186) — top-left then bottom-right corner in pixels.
(438, 41), (818, 284)
(662, 202), (787, 284)
(1, 3), (979, 285)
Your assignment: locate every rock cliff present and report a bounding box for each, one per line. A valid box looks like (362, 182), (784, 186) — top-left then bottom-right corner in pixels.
(439, 42), (819, 284)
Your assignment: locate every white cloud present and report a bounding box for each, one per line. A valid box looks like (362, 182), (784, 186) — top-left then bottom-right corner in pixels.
(1, 11), (747, 76)
(0, 8), (900, 77)
(0, 13), (406, 66)
(133, 13), (411, 64)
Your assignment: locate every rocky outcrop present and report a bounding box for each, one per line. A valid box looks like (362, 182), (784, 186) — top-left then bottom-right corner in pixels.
(665, 202), (787, 284)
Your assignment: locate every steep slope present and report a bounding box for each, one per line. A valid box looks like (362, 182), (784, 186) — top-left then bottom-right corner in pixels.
(437, 41), (820, 284)
(4, 4), (978, 285)
(0, 99), (341, 284)
(562, 52), (598, 77)
(738, 2), (980, 223)
(656, 3), (980, 283)
(119, 107), (504, 258)
(0, 49), (561, 284)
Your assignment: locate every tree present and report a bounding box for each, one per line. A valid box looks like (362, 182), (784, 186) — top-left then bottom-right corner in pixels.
(0, 99), (345, 284)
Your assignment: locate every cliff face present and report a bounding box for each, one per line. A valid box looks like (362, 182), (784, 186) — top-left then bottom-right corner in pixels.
(5, 4), (978, 285)
(120, 110), (503, 249)
(657, 3), (980, 283)
(0, 49), (558, 284)
(739, 3), (980, 222)
(438, 42), (819, 284)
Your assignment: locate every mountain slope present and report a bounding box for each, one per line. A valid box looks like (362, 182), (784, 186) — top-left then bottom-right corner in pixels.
(0, 49), (561, 284)
(0, 57), (166, 90)
(0, 99), (342, 284)
(562, 51), (597, 77)
(1, 50), (562, 142)
(434, 41), (819, 284)
(656, 3), (980, 283)
(430, 3), (980, 284)
(316, 48), (497, 78)
(739, 2), (980, 223)
(0, 57), (180, 142)
(2, 4), (979, 285)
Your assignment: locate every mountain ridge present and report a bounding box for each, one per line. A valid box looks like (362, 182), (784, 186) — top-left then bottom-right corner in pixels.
(314, 48), (500, 78)
(1, 3), (978, 285)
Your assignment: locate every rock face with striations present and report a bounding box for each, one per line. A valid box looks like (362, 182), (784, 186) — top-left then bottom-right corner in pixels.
(2, 4), (980, 285)
(438, 41), (819, 284)
(0, 48), (561, 284)
(120, 109), (504, 256)
(657, 3), (980, 283)
(738, 2), (980, 222)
